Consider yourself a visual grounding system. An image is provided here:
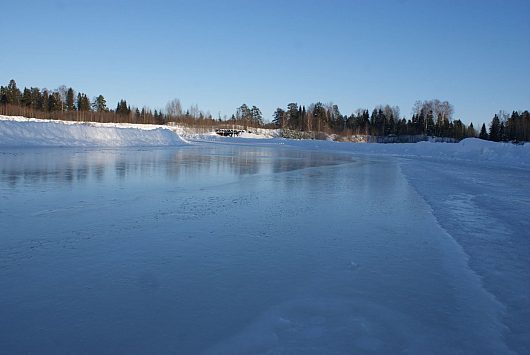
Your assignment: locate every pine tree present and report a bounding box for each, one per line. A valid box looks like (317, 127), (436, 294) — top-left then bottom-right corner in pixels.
(237, 104), (251, 121)
(272, 108), (285, 128)
(453, 119), (465, 140)
(66, 88), (75, 111)
(313, 102), (326, 132)
(76, 93), (82, 111)
(302, 106), (307, 131)
(92, 95), (108, 112)
(116, 100), (130, 115)
(41, 90), (49, 112)
(250, 105), (263, 126)
(516, 110), (529, 142)
(30, 88), (42, 110)
(506, 112), (517, 141)
(77, 93), (91, 111)
(6, 79), (21, 105)
(48, 92), (62, 112)
(512, 111), (522, 141)
(499, 122), (506, 141)
(466, 122), (476, 137)
(287, 103), (299, 129)
(21, 88), (32, 107)
(0, 86), (7, 105)
(479, 123), (488, 140)
(489, 114), (501, 142)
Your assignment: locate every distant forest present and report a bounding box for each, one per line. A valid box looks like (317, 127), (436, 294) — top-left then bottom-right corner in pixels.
(1, 79), (528, 142)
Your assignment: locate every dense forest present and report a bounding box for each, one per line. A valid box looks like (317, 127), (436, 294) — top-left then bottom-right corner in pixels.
(1, 79), (528, 142)
(272, 101), (472, 142)
(477, 112), (530, 143)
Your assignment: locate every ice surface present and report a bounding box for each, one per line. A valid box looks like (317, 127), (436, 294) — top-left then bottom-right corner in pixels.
(1, 141), (528, 354)
(1, 116), (529, 353)
(401, 159), (530, 354)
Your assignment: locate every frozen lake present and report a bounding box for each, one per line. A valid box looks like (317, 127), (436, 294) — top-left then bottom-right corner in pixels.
(1, 143), (528, 354)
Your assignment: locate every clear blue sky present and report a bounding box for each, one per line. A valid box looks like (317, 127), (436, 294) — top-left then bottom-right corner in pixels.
(1, 0), (529, 126)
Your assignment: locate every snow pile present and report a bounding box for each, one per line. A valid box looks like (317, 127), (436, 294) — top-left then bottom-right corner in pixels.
(375, 138), (530, 166)
(294, 138), (530, 167)
(455, 138), (530, 163)
(166, 124), (281, 140)
(241, 128), (281, 139)
(0, 116), (187, 147)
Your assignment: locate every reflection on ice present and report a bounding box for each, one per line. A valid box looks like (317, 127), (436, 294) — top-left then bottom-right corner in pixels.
(0, 144), (518, 354)
(0, 146), (352, 188)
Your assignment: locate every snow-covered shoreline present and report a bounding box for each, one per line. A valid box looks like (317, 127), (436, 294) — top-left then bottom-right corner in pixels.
(197, 133), (530, 169)
(0, 115), (188, 147)
(1, 115), (529, 168)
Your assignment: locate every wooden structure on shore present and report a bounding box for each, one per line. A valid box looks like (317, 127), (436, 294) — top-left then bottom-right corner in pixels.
(215, 128), (245, 137)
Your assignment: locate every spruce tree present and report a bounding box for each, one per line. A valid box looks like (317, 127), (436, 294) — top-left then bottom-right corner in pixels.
(466, 122), (476, 137)
(499, 122), (506, 141)
(21, 88), (32, 107)
(47, 92), (62, 112)
(479, 123), (488, 140)
(30, 88), (42, 110)
(0, 86), (7, 105)
(41, 90), (49, 112)
(489, 114), (501, 142)
(66, 88), (75, 111)
(77, 93), (90, 111)
(116, 100), (130, 115)
(6, 79), (21, 105)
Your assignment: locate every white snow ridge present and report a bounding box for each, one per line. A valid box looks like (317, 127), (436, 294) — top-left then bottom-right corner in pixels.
(0, 116), (187, 147)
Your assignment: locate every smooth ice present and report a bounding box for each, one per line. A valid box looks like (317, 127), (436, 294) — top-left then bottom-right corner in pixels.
(0, 143), (526, 354)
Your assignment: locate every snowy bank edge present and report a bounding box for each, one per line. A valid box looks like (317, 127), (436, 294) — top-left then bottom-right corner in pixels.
(196, 134), (530, 169)
(0, 115), (188, 147)
(1, 116), (528, 169)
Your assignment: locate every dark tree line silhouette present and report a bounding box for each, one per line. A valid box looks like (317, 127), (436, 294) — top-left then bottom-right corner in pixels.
(478, 112), (530, 143)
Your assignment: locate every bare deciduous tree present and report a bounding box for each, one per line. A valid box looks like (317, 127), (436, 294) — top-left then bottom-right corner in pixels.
(165, 98), (182, 120)
(413, 99), (453, 122)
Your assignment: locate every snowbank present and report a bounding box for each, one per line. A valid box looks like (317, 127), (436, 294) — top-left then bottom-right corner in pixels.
(165, 124), (281, 140)
(1, 116), (528, 168)
(312, 137), (530, 167)
(196, 135), (530, 168)
(0, 116), (187, 147)
(333, 138), (528, 167)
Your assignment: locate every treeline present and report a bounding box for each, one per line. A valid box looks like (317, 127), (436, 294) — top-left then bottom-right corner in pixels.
(2, 79), (528, 142)
(0, 79), (217, 126)
(0, 79), (266, 130)
(479, 111), (530, 143)
(272, 100), (475, 140)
